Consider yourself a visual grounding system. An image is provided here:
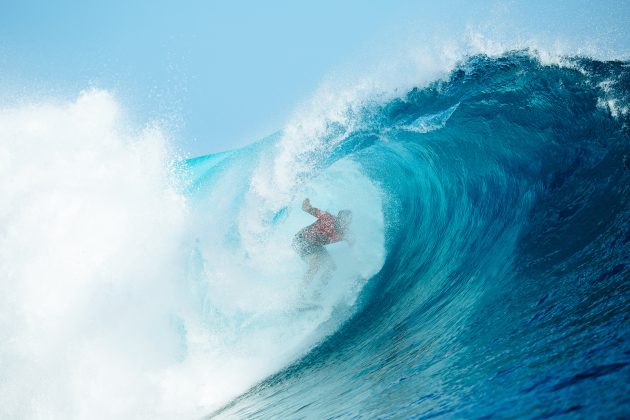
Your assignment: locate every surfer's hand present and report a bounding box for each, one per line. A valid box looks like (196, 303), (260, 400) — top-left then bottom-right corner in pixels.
(302, 198), (311, 211)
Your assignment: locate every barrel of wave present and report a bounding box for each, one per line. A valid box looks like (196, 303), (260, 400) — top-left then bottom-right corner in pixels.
(195, 156), (387, 317)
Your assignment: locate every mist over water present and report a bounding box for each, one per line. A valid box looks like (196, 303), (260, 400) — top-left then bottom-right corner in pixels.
(0, 90), (193, 418)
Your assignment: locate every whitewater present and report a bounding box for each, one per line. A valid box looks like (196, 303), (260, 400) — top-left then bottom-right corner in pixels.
(1, 47), (629, 419)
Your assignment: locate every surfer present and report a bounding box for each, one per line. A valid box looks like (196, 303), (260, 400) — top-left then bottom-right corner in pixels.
(292, 198), (353, 289)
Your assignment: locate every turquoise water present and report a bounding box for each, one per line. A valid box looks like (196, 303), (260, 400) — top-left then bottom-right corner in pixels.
(2, 51), (627, 419)
(198, 52), (630, 418)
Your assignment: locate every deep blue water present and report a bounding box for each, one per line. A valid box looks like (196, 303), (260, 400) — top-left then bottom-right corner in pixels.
(202, 52), (630, 418)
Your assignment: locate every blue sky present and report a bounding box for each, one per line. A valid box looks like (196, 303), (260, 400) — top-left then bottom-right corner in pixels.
(1, 0), (629, 155)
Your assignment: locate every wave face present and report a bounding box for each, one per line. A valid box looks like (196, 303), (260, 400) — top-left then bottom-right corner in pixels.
(209, 52), (630, 418)
(1, 52), (629, 419)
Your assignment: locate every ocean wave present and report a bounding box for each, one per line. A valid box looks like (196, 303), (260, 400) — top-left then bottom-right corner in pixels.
(1, 50), (628, 419)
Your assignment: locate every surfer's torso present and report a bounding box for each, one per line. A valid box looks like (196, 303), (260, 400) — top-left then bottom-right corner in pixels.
(300, 209), (344, 246)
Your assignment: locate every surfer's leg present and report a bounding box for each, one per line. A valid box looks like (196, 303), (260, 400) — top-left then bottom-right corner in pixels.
(318, 248), (336, 286)
(303, 254), (319, 285)
(301, 246), (324, 289)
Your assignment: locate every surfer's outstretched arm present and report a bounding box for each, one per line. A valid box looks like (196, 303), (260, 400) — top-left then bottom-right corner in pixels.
(302, 198), (321, 218)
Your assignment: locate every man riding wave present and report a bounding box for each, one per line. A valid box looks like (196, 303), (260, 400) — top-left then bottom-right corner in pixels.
(292, 198), (353, 289)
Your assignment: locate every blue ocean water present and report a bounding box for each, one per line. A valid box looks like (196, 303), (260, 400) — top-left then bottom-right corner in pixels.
(192, 52), (630, 418)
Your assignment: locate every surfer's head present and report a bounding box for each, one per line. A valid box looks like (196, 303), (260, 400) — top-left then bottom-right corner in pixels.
(337, 210), (352, 232)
